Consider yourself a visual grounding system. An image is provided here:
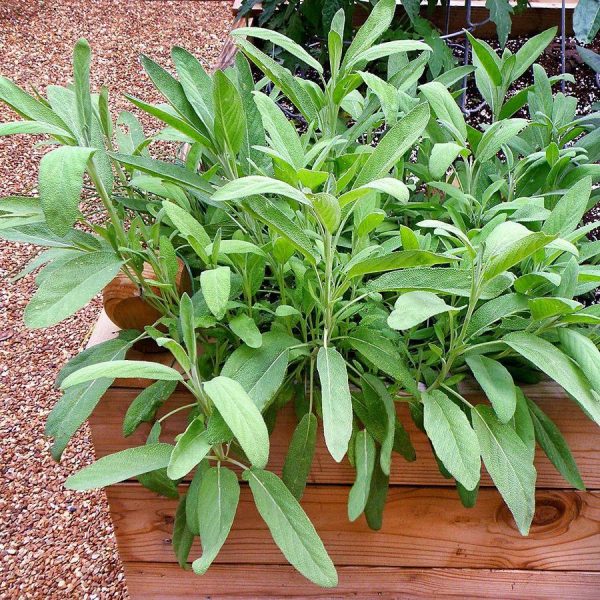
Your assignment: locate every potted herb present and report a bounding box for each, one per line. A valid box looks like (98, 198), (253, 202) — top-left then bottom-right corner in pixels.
(2, 0), (600, 589)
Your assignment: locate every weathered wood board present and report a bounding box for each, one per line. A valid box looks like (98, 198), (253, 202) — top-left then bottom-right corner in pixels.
(108, 483), (600, 570)
(90, 385), (600, 488)
(123, 564), (600, 600)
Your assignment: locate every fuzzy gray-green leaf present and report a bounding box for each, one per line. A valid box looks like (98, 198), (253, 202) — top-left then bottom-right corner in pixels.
(504, 331), (600, 425)
(244, 468), (337, 587)
(423, 390), (481, 490)
(466, 355), (516, 423)
(39, 146), (95, 235)
(472, 405), (536, 534)
(66, 444), (174, 490)
(282, 413), (317, 500)
(167, 418), (212, 480)
(25, 251), (122, 329)
(203, 376), (269, 468)
(348, 429), (376, 521)
(61, 360), (182, 388)
(192, 466), (240, 574)
(317, 346), (353, 463)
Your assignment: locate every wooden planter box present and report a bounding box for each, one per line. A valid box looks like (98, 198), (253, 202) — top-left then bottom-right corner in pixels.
(86, 312), (600, 598)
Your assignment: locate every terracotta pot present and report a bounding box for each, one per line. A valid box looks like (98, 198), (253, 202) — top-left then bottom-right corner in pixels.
(103, 258), (192, 334)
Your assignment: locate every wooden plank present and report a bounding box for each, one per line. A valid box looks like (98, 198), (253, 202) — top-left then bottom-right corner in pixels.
(123, 563), (600, 599)
(90, 384), (600, 488)
(430, 6), (573, 37)
(107, 483), (600, 570)
(86, 310), (120, 348)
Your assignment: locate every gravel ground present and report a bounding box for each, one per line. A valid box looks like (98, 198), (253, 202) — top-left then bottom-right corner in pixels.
(0, 1), (231, 598)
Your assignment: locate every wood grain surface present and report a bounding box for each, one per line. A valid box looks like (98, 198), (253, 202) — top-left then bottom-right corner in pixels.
(122, 563), (600, 599)
(107, 483), (600, 570)
(90, 385), (600, 488)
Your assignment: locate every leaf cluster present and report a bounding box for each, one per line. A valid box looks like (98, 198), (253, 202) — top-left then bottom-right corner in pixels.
(2, 7), (600, 587)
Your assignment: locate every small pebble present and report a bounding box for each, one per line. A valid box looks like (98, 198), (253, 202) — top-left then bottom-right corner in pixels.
(0, 1), (232, 598)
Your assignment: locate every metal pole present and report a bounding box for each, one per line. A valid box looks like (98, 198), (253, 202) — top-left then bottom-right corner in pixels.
(561, 0), (566, 93)
(459, 0), (472, 111)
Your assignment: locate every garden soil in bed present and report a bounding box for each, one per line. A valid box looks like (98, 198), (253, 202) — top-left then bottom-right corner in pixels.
(0, 1), (231, 598)
(269, 32), (600, 265)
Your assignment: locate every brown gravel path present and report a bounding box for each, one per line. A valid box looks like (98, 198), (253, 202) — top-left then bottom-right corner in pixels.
(0, 1), (232, 597)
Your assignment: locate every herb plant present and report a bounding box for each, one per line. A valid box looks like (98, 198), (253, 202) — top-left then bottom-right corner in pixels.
(2, 1), (600, 588)
(237, 0), (532, 79)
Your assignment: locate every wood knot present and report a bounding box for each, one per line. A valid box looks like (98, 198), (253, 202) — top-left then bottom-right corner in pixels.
(499, 492), (581, 535)
(531, 493), (582, 534)
(532, 501), (563, 526)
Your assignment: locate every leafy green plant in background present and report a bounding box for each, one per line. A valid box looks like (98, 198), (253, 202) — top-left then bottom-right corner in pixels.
(241, 0), (458, 78)
(572, 0), (600, 74)
(574, 0), (600, 44)
(238, 0), (531, 79)
(2, 0), (600, 587)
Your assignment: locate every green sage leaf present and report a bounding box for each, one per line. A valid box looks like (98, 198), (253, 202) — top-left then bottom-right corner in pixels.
(317, 346), (353, 463)
(173, 495), (195, 568)
(388, 291), (460, 330)
(244, 468), (337, 587)
(423, 390), (481, 490)
(167, 418), (211, 480)
(526, 396), (585, 490)
(66, 443), (174, 490)
(472, 405), (536, 534)
(504, 331), (600, 425)
(558, 328), (600, 392)
(364, 458), (389, 530)
(192, 466), (240, 574)
(348, 429), (376, 521)
(213, 69), (246, 155)
(221, 331), (294, 410)
(466, 355), (516, 423)
(203, 376), (269, 469)
(355, 102), (430, 186)
(123, 380), (178, 437)
(61, 360), (182, 388)
(200, 266), (230, 320)
(282, 413), (317, 500)
(25, 251), (123, 329)
(347, 327), (418, 396)
(39, 146), (95, 235)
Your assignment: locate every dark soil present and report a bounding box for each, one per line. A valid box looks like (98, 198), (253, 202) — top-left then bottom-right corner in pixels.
(462, 35), (600, 124)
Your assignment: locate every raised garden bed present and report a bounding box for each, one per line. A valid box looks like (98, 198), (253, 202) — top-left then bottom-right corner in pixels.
(88, 312), (600, 599)
(3, 1), (600, 596)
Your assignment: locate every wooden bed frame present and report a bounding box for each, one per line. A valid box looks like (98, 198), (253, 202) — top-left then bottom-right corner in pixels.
(84, 312), (600, 598)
